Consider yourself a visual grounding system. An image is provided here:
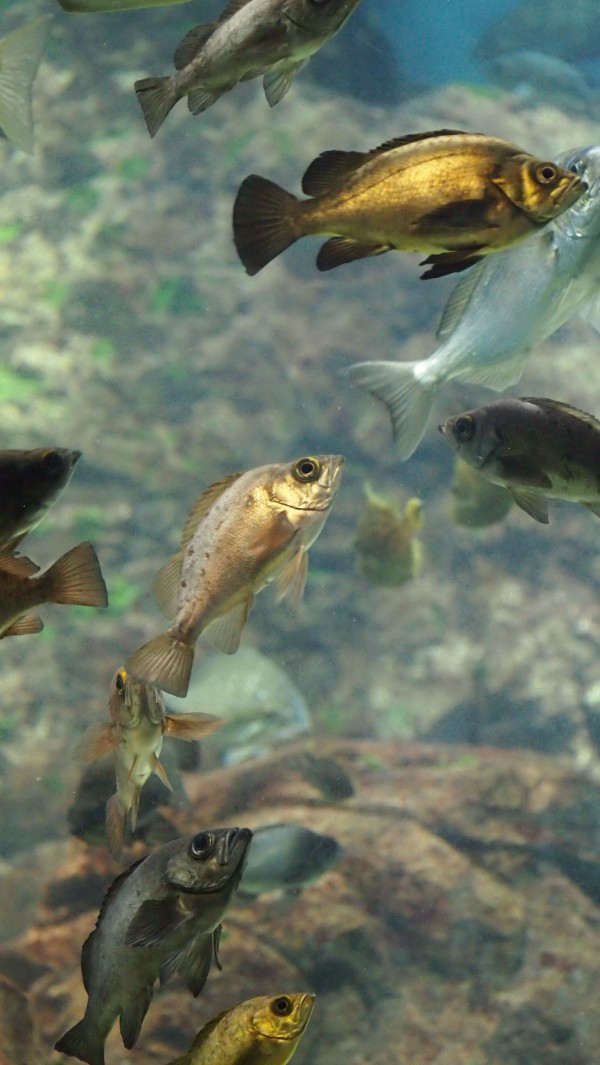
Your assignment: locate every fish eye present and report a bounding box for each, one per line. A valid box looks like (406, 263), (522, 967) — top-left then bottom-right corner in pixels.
(569, 163), (581, 175)
(454, 416), (475, 443)
(115, 670), (127, 694)
(535, 163), (557, 185)
(190, 831), (214, 859)
(271, 996), (293, 1016)
(293, 457), (321, 482)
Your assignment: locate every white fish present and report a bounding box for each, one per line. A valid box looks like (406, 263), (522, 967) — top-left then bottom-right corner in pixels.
(346, 144), (600, 459)
(0, 16), (52, 153)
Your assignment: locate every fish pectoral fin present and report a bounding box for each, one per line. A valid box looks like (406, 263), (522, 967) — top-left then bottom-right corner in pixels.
(177, 925), (221, 996)
(263, 60), (307, 107)
(275, 547), (308, 612)
(249, 510), (297, 559)
(78, 722), (117, 763)
(152, 753), (174, 792)
(173, 22), (216, 69)
(302, 149), (369, 196)
(508, 486), (550, 524)
(152, 553), (183, 618)
(164, 711), (223, 741)
(417, 199), (500, 230)
(119, 985), (153, 1050)
(126, 897), (192, 947)
(203, 597), (253, 654)
(497, 458), (552, 489)
(1, 613), (43, 637)
(317, 237), (392, 271)
(420, 250), (486, 280)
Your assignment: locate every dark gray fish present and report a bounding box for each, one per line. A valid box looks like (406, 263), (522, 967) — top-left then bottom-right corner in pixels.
(476, 0), (600, 62)
(0, 447), (80, 550)
(0, 16), (52, 153)
(484, 50), (598, 114)
(54, 827), (252, 1065)
(238, 823), (341, 897)
(439, 397), (600, 524)
(134, 0), (364, 137)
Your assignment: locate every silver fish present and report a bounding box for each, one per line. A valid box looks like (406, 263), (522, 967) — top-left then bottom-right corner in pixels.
(54, 827), (252, 1065)
(238, 822), (341, 897)
(346, 144), (600, 459)
(0, 16), (52, 153)
(134, 0), (364, 137)
(484, 50), (598, 114)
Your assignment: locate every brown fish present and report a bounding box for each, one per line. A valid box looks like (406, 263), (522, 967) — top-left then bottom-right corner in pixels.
(0, 446), (80, 550)
(440, 396), (600, 524)
(126, 454), (344, 697)
(233, 129), (585, 278)
(0, 541), (108, 638)
(80, 668), (223, 861)
(166, 992), (315, 1065)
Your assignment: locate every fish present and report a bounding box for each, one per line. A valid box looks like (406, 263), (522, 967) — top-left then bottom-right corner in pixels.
(165, 991), (315, 1065)
(0, 16), (52, 154)
(238, 822), (341, 897)
(54, 826), (252, 1065)
(450, 457), (513, 528)
(476, 0), (600, 63)
(439, 396), (600, 524)
(125, 454), (344, 698)
(354, 485), (423, 586)
(232, 129), (585, 278)
(134, 0), (363, 137)
(483, 51), (598, 115)
(0, 447), (81, 550)
(79, 668), (223, 861)
(0, 541), (107, 638)
(59, 0), (191, 11)
(345, 144), (600, 459)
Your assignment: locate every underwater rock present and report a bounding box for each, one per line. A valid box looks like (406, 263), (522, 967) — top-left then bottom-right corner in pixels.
(0, 972), (43, 1064)
(5, 739), (600, 1063)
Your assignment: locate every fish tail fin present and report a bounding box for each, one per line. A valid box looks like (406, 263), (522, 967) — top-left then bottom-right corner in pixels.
(126, 633), (194, 698)
(41, 541), (108, 608)
(134, 76), (178, 138)
(0, 15), (51, 154)
(55, 1020), (105, 1065)
(105, 793), (127, 862)
(345, 360), (436, 460)
(233, 174), (300, 275)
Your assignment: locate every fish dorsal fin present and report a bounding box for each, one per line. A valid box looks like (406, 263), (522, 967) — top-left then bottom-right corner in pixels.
(519, 397), (600, 432)
(302, 149), (370, 196)
(180, 474), (242, 550)
(173, 23), (217, 70)
(369, 129), (468, 158)
(83, 855), (148, 982)
(152, 553), (183, 618)
(436, 259), (488, 340)
(218, 0), (255, 21)
(0, 551), (39, 577)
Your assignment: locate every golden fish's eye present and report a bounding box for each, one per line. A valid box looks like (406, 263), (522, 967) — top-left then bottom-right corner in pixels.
(115, 670), (127, 694)
(293, 457), (321, 483)
(454, 416), (475, 443)
(534, 163), (558, 185)
(190, 831), (214, 859)
(271, 996), (293, 1016)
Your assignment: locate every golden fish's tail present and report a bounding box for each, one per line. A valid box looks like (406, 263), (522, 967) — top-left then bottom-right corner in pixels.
(233, 174), (301, 275)
(39, 541), (108, 608)
(126, 632), (194, 698)
(345, 360), (436, 461)
(134, 76), (179, 138)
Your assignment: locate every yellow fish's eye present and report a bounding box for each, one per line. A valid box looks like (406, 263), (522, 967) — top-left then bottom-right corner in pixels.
(293, 457), (321, 483)
(534, 163), (558, 185)
(271, 996), (293, 1016)
(454, 415), (475, 443)
(115, 670), (127, 694)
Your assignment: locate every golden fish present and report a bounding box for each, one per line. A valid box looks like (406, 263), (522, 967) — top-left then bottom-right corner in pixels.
(233, 129), (585, 278)
(166, 992), (315, 1065)
(0, 541), (107, 638)
(80, 668), (222, 861)
(354, 485), (423, 586)
(126, 455), (344, 697)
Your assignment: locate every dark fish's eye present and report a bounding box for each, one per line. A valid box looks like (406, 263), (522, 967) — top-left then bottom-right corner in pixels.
(115, 670), (127, 694)
(191, 831), (214, 858)
(293, 457), (321, 482)
(535, 163), (557, 185)
(454, 416), (475, 443)
(271, 996), (293, 1016)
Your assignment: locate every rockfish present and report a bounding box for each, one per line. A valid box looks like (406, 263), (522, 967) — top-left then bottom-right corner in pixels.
(80, 668), (222, 861)
(346, 144), (600, 459)
(0, 541), (107, 638)
(233, 129), (585, 277)
(238, 822), (341, 897)
(0, 446), (80, 550)
(135, 0), (363, 137)
(54, 826), (252, 1065)
(440, 396), (600, 524)
(125, 454), (344, 698)
(166, 992), (315, 1065)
